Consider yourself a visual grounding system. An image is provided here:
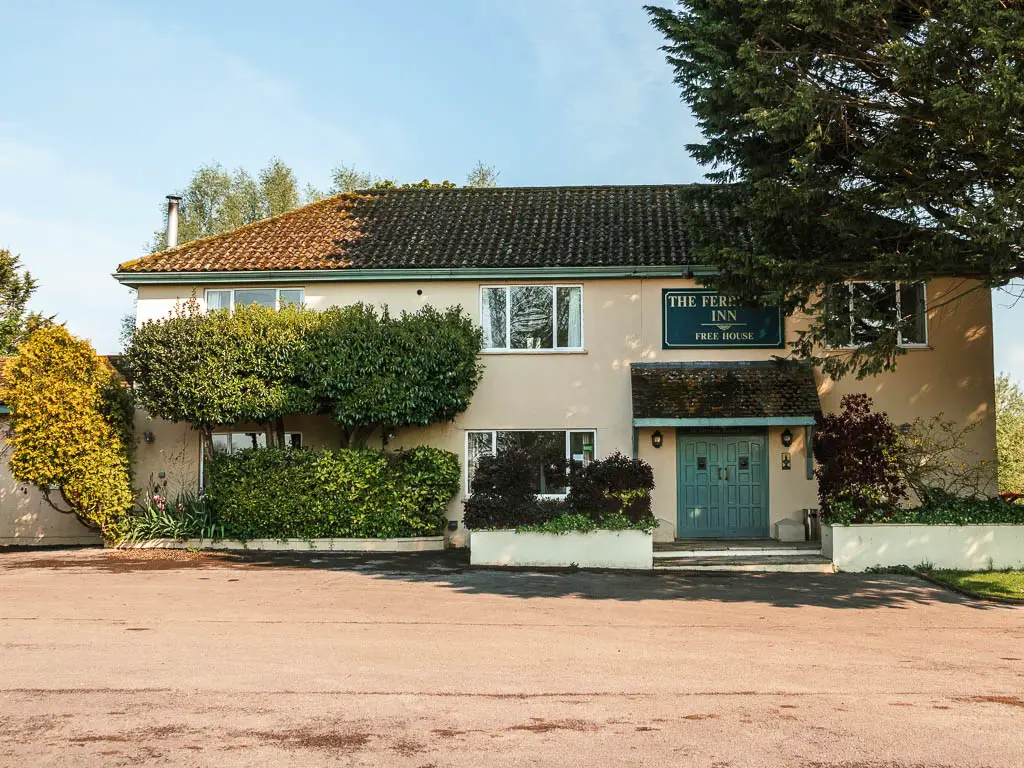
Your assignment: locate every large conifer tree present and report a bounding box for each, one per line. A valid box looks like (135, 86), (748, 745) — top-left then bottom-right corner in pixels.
(647, 1), (1024, 377)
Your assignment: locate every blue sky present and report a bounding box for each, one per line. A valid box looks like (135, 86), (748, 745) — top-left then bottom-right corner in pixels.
(0, 0), (1019, 381)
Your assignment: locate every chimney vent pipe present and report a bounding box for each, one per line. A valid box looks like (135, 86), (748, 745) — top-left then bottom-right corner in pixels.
(166, 195), (182, 248)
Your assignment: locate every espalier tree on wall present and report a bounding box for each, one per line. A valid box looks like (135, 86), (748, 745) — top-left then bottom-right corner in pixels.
(122, 300), (318, 457)
(123, 301), (484, 454)
(296, 304), (484, 448)
(647, 0), (1024, 378)
(1, 326), (135, 536)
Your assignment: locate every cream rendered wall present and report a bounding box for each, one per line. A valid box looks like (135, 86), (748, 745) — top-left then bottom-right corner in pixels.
(0, 439), (102, 545)
(132, 276), (995, 543)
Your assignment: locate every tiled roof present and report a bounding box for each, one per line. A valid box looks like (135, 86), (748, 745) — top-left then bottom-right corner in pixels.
(630, 362), (822, 421)
(117, 184), (732, 274)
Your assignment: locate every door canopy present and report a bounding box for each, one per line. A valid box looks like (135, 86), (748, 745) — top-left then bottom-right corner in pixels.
(630, 361), (822, 428)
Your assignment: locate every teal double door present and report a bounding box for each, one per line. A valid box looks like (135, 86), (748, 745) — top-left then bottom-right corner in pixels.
(676, 432), (768, 538)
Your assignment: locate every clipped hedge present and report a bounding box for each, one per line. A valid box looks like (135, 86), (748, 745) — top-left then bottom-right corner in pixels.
(204, 446), (459, 539)
(825, 490), (1024, 526)
(463, 450), (656, 532)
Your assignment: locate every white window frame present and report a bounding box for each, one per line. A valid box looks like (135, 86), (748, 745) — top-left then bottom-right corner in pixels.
(204, 287), (305, 313)
(463, 428), (597, 497)
(479, 284), (585, 353)
(831, 281), (929, 349)
(209, 431), (304, 455)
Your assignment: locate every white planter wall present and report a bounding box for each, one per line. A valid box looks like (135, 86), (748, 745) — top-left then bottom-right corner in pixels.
(116, 536), (444, 552)
(470, 529), (653, 569)
(823, 524), (1024, 572)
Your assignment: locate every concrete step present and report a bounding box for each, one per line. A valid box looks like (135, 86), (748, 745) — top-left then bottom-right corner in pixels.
(654, 554), (835, 573)
(654, 545), (822, 559)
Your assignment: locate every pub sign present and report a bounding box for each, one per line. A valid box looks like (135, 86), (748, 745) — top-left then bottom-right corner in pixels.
(662, 289), (783, 349)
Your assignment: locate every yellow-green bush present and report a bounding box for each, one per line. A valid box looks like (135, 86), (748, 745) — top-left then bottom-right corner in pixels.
(2, 326), (134, 537)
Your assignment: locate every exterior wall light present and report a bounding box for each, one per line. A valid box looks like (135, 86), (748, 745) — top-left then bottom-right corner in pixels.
(651, 430), (663, 449)
(143, 431), (155, 444)
(780, 428), (794, 448)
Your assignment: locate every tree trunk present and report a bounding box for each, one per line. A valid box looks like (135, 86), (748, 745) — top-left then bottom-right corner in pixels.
(200, 426), (215, 489)
(275, 416), (286, 448)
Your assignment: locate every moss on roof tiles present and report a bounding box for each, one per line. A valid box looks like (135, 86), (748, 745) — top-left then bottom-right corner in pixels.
(630, 361), (822, 421)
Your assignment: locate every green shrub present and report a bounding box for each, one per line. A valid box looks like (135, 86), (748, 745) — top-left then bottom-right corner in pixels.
(204, 446), (459, 539)
(518, 511), (656, 535)
(462, 451), (656, 532)
(814, 394), (907, 516)
(118, 491), (227, 543)
(824, 490), (1024, 526)
(566, 451), (655, 524)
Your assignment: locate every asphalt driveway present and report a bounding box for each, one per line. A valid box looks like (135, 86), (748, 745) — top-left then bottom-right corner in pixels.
(1, 547), (1022, 767)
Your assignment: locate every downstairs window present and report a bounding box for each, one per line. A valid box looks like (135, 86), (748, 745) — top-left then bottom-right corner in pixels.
(466, 429), (596, 495)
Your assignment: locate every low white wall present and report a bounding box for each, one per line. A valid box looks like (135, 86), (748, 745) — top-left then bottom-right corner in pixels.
(470, 529), (653, 570)
(116, 536), (445, 552)
(823, 524), (1024, 572)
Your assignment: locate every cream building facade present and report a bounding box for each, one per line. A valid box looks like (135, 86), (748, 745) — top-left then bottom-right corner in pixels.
(116, 186), (997, 545)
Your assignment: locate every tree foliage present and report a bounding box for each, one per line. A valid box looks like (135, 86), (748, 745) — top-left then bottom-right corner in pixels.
(155, 160), (503, 249)
(647, 0), (1024, 377)
(150, 158), (316, 251)
(0, 248), (51, 356)
(122, 299), (315, 455)
(465, 161), (500, 188)
(895, 413), (994, 501)
(296, 304), (484, 447)
(996, 373), (1024, 493)
(124, 301), (484, 453)
(1, 326), (134, 536)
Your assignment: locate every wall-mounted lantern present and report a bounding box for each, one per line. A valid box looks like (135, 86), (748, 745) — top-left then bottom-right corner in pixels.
(780, 428), (794, 448)
(143, 431), (155, 444)
(651, 430), (663, 449)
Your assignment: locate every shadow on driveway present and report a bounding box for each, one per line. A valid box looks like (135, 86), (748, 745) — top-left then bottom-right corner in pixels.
(1, 547), (1009, 611)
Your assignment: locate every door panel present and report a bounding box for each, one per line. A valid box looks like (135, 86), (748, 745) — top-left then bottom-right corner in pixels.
(677, 433), (768, 538)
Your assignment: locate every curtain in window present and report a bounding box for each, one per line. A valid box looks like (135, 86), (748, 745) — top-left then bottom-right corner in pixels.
(557, 286), (582, 348)
(481, 288), (507, 349)
(207, 290), (231, 311)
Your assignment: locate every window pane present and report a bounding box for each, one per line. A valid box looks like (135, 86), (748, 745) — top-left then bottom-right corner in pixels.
(467, 431), (495, 490)
(510, 286), (554, 349)
(556, 286), (582, 348)
(234, 289), (277, 309)
(481, 288), (507, 349)
(211, 434), (231, 455)
(287, 433), (302, 449)
(899, 283), (927, 345)
(207, 290), (232, 312)
(569, 431), (595, 466)
(497, 430), (566, 494)
(230, 432), (265, 451)
(851, 282), (897, 346)
(823, 286), (853, 347)
(279, 289), (304, 307)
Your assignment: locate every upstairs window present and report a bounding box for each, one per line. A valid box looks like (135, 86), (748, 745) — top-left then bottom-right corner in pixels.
(825, 282), (927, 348)
(481, 285), (583, 351)
(206, 288), (305, 312)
